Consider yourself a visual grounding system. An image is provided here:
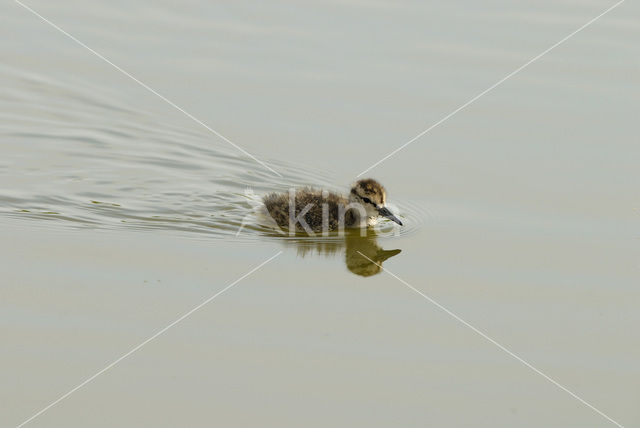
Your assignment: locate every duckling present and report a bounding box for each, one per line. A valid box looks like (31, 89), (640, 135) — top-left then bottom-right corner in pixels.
(262, 178), (403, 234)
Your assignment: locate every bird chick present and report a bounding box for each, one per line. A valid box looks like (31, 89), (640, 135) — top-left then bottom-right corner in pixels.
(262, 178), (402, 234)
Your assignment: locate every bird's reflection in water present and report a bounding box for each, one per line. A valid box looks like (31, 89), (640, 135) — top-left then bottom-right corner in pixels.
(272, 229), (401, 277)
(345, 234), (401, 277)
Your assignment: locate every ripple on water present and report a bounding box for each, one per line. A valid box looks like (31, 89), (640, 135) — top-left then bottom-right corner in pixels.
(0, 66), (426, 242)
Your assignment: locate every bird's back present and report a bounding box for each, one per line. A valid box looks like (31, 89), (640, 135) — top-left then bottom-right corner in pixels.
(263, 188), (352, 232)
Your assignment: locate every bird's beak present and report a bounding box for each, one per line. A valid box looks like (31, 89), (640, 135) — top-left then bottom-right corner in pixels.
(377, 207), (403, 226)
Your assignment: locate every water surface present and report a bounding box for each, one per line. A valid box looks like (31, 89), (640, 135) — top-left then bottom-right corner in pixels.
(1, 1), (638, 427)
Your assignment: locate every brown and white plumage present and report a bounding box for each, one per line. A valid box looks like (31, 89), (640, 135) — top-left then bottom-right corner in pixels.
(262, 178), (402, 233)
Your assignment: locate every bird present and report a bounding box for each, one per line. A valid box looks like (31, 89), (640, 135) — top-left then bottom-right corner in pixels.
(262, 178), (403, 234)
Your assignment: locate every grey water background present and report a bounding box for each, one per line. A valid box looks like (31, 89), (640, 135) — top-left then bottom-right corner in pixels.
(1, 1), (638, 427)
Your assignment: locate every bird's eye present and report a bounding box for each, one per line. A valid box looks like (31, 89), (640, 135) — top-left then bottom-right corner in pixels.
(362, 197), (372, 204)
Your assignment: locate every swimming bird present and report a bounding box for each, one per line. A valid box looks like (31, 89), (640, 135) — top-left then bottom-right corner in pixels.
(262, 178), (403, 233)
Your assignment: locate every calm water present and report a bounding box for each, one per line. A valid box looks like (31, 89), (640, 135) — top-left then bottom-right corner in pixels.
(2, 1), (639, 427)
